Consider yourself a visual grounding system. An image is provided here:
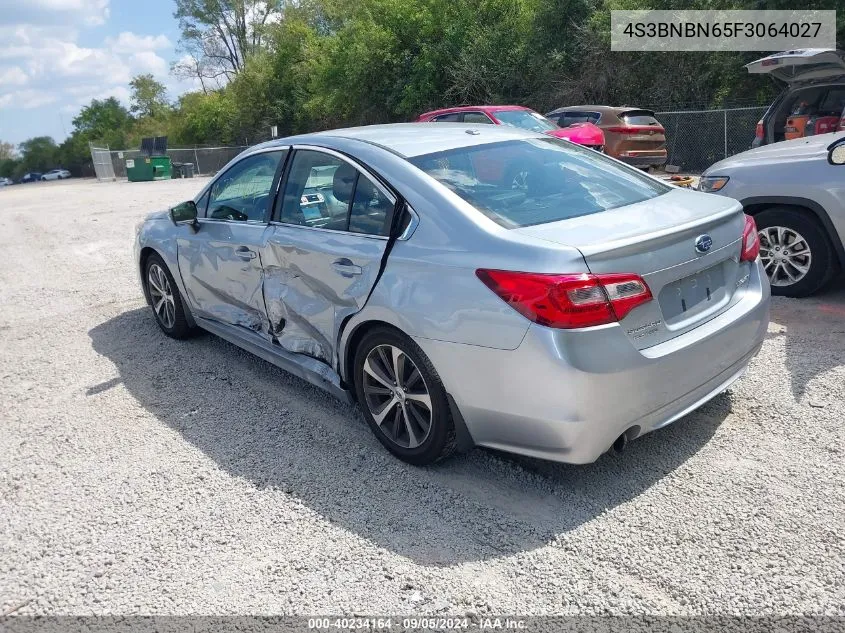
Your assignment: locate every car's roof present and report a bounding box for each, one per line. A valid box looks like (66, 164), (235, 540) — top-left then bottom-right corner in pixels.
(419, 105), (532, 118)
(548, 105), (652, 114)
(255, 123), (543, 158)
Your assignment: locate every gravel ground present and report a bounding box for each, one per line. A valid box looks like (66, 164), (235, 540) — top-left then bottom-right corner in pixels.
(1, 178), (843, 616)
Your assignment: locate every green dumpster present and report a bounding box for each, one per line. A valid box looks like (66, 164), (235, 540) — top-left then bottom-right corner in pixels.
(126, 156), (172, 182)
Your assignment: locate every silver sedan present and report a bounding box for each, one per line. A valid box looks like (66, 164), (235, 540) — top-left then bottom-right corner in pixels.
(135, 124), (770, 465)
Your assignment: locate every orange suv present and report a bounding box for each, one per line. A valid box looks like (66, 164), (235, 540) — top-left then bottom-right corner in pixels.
(545, 106), (667, 169)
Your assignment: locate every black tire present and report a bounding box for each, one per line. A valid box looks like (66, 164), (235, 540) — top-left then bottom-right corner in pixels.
(353, 327), (457, 465)
(754, 207), (833, 298)
(143, 253), (195, 339)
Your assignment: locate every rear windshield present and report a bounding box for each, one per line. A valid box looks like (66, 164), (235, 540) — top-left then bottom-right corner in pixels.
(409, 138), (670, 228)
(494, 110), (558, 132)
(621, 110), (660, 126)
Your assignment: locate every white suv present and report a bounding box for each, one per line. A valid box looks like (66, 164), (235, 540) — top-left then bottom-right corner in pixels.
(700, 133), (845, 297)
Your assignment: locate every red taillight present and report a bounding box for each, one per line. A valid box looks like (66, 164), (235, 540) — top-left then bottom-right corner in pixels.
(755, 120), (764, 139)
(475, 270), (652, 329)
(740, 214), (760, 262)
(606, 125), (664, 134)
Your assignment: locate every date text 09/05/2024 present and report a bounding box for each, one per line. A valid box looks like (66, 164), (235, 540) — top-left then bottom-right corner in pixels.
(308, 618), (528, 630)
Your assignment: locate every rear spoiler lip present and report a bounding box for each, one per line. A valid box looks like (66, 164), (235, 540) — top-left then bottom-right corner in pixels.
(618, 108), (657, 117)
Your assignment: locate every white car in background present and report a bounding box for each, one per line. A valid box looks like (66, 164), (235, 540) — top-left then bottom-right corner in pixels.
(0, 177), (13, 187)
(41, 169), (71, 181)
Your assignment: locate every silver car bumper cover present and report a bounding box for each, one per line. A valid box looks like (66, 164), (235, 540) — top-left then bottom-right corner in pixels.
(415, 260), (770, 464)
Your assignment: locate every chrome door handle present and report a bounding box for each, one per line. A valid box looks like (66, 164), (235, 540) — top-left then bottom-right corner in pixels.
(332, 258), (362, 276)
(236, 247), (256, 260)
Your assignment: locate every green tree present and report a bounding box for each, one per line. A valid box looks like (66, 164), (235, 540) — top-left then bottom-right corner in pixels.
(17, 137), (58, 173)
(57, 134), (92, 177)
(0, 141), (15, 161)
(169, 90), (235, 144)
(129, 74), (171, 118)
(0, 158), (19, 178)
(173, 0), (285, 86)
(72, 97), (132, 149)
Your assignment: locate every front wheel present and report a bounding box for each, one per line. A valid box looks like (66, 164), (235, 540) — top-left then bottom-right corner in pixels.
(755, 207), (833, 298)
(353, 328), (457, 465)
(144, 253), (195, 338)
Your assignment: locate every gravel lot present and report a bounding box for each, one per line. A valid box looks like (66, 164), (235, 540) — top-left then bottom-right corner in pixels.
(1, 178), (843, 616)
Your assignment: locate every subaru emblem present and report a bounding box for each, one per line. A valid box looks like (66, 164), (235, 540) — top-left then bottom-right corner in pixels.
(695, 234), (713, 253)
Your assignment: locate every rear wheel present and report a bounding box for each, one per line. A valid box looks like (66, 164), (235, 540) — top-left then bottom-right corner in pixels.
(353, 327), (456, 465)
(755, 207), (833, 297)
(144, 253), (195, 339)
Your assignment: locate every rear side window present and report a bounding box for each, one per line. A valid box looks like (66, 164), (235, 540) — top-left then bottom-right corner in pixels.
(818, 87), (845, 115)
(277, 150), (393, 236)
(620, 110), (660, 126)
(433, 113), (462, 122)
(410, 138), (670, 228)
(559, 111), (601, 127)
(462, 112), (494, 124)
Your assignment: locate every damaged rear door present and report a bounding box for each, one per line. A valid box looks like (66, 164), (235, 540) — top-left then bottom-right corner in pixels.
(176, 149), (286, 334)
(262, 147), (396, 366)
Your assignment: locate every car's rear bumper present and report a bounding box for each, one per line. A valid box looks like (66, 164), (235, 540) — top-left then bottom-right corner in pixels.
(416, 259), (770, 464)
(617, 152), (668, 167)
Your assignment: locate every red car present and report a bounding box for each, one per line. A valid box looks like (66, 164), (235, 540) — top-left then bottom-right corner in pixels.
(416, 105), (605, 151)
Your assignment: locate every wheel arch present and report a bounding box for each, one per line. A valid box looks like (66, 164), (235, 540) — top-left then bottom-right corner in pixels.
(338, 317), (475, 451)
(138, 246), (159, 305)
(741, 196), (845, 269)
(139, 246), (197, 327)
(340, 319), (400, 390)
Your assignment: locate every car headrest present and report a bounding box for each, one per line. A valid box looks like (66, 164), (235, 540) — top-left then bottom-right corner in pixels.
(333, 163), (358, 203)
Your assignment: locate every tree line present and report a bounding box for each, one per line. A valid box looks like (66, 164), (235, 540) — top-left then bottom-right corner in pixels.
(2, 0), (843, 179)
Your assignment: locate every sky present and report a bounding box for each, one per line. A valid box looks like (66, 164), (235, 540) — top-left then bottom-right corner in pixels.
(0, 0), (198, 146)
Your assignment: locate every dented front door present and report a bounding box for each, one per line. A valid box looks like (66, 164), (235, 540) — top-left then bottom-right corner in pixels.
(177, 222), (273, 333)
(261, 147), (396, 366)
(176, 148), (287, 335)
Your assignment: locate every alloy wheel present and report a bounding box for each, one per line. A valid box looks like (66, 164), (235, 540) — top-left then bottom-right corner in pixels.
(759, 226), (812, 287)
(147, 263), (176, 329)
(362, 344), (432, 449)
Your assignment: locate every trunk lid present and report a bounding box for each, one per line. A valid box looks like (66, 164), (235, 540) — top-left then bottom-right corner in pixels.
(746, 48), (845, 85)
(515, 188), (747, 349)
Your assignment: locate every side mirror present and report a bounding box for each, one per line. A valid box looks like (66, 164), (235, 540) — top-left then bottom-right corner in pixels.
(170, 200), (198, 228)
(828, 139), (845, 165)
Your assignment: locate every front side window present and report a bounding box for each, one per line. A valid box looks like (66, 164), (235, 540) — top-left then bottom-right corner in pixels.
(410, 138), (670, 228)
(207, 150), (284, 222)
(277, 150), (393, 236)
(493, 110), (558, 133)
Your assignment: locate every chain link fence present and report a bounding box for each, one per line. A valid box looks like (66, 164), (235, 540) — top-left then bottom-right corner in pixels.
(108, 146), (250, 180)
(89, 143), (116, 182)
(655, 106), (768, 173)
